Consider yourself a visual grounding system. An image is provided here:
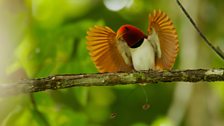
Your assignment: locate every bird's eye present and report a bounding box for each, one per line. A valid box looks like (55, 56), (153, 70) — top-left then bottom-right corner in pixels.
(124, 27), (129, 31)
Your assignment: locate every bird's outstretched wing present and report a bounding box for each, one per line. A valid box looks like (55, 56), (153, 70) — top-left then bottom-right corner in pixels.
(86, 26), (132, 72)
(148, 10), (179, 70)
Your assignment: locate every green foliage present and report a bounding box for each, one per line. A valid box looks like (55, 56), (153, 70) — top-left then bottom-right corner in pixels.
(150, 117), (173, 126)
(1, 0), (224, 126)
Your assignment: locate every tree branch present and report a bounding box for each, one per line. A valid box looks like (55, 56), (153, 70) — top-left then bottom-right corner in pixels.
(1, 68), (224, 96)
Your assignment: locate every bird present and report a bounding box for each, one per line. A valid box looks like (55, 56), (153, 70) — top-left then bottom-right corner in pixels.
(86, 10), (179, 73)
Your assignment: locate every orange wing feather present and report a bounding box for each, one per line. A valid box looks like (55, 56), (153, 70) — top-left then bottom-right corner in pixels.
(148, 10), (179, 70)
(86, 26), (132, 72)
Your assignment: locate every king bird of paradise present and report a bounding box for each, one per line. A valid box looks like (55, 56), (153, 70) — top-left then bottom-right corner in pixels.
(86, 10), (179, 72)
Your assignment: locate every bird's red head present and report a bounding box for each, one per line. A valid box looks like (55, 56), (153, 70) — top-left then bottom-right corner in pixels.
(117, 24), (146, 48)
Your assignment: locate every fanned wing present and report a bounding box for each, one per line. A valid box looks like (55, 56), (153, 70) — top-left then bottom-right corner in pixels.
(148, 10), (179, 70)
(86, 26), (132, 72)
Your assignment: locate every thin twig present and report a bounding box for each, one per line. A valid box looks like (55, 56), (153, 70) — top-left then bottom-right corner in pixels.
(0, 68), (224, 96)
(176, 0), (224, 60)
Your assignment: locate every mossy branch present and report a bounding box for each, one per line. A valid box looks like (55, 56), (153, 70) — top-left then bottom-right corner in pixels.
(1, 68), (224, 96)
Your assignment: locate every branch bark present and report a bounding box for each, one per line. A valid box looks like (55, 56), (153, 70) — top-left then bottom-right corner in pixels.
(1, 68), (224, 96)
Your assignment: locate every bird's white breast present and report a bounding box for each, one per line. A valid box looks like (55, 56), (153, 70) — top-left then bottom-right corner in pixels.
(130, 39), (155, 71)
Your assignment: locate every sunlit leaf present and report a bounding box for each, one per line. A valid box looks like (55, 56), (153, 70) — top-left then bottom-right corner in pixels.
(150, 117), (174, 126)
